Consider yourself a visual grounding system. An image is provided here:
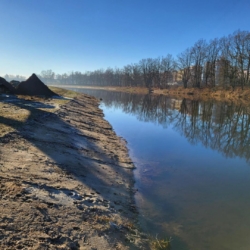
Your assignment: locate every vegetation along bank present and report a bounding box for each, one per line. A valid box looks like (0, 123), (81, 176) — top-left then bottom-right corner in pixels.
(6, 30), (248, 93)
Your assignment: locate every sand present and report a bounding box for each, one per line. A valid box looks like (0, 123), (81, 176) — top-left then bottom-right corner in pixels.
(0, 91), (149, 249)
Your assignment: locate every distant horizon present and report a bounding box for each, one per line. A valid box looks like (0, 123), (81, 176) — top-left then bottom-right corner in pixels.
(1, 28), (249, 81)
(1, 0), (249, 77)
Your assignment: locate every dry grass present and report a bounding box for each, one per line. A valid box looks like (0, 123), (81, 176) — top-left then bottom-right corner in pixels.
(48, 85), (250, 104)
(94, 214), (112, 224)
(0, 88), (80, 137)
(0, 100), (31, 136)
(150, 235), (172, 250)
(49, 86), (80, 98)
(50, 85), (150, 95)
(113, 86), (149, 94)
(154, 86), (250, 104)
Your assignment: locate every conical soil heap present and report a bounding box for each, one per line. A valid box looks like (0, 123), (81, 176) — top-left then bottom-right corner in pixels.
(16, 74), (57, 96)
(0, 77), (16, 93)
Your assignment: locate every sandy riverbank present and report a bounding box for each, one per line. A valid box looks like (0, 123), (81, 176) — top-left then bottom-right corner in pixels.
(0, 88), (149, 249)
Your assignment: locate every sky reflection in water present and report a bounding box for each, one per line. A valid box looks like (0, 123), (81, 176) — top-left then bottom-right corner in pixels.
(70, 88), (250, 250)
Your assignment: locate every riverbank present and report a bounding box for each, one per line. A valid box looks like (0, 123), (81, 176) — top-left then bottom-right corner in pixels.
(49, 85), (250, 104)
(155, 86), (250, 104)
(0, 88), (149, 249)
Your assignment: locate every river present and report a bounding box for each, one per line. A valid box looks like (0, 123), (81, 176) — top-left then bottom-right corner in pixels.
(68, 88), (250, 250)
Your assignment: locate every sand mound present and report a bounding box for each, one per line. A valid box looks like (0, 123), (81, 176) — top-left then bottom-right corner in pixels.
(0, 77), (16, 93)
(16, 74), (58, 96)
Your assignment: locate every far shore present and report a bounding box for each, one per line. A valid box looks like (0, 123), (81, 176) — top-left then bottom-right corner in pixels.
(48, 84), (250, 104)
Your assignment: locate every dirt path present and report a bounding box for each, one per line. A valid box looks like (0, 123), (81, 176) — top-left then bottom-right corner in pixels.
(0, 92), (149, 249)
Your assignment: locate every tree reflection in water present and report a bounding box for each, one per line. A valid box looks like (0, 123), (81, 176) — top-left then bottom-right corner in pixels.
(81, 89), (250, 162)
(68, 88), (250, 250)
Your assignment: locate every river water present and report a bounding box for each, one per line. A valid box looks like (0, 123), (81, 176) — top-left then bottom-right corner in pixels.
(69, 88), (250, 250)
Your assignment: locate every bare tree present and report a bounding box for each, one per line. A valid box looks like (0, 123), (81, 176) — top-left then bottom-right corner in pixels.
(177, 48), (193, 88)
(232, 30), (250, 89)
(203, 38), (220, 87)
(40, 70), (55, 84)
(37, 30), (250, 89)
(139, 58), (160, 89)
(220, 35), (240, 89)
(190, 39), (207, 88)
(159, 54), (177, 87)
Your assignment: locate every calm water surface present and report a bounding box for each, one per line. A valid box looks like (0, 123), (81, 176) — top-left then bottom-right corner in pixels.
(70, 88), (250, 250)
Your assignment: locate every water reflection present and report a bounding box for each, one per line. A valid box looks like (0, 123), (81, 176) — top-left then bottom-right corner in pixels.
(70, 88), (250, 250)
(178, 99), (250, 161)
(81, 89), (250, 162)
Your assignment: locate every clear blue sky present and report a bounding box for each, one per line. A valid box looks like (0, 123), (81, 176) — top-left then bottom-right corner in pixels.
(0, 0), (249, 77)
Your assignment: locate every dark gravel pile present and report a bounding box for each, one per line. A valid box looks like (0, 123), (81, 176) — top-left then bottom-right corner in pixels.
(16, 74), (57, 96)
(0, 77), (16, 93)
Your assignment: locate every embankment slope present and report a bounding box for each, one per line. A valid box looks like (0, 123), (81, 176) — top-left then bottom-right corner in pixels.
(0, 90), (148, 249)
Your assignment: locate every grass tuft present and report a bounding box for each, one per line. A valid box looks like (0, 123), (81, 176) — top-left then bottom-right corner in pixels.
(150, 235), (172, 250)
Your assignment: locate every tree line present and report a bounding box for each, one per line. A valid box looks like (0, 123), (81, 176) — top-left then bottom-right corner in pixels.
(3, 74), (26, 82)
(3, 30), (250, 90)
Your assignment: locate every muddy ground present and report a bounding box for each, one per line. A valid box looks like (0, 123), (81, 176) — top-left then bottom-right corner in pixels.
(0, 90), (149, 249)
